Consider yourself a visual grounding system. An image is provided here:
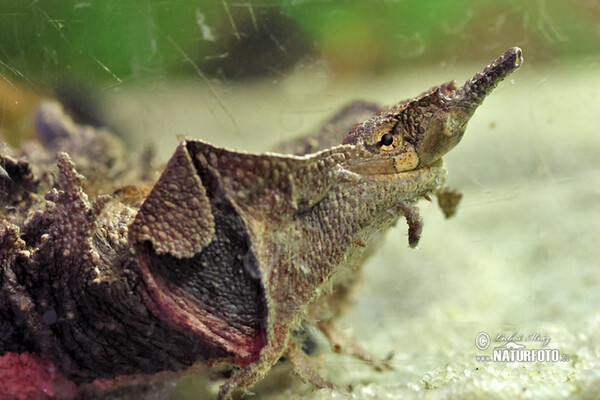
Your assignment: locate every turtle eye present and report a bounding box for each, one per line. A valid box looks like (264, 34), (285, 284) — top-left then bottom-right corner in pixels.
(378, 132), (394, 147)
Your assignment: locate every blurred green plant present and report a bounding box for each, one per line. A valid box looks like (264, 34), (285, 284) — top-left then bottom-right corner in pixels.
(0, 0), (598, 86)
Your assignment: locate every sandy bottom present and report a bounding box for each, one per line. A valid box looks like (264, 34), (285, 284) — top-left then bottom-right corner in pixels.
(104, 62), (600, 399)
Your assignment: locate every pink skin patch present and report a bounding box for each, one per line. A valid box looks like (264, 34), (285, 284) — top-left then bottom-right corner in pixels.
(0, 353), (181, 399)
(0, 352), (77, 400)
(136, 249), (266, 365)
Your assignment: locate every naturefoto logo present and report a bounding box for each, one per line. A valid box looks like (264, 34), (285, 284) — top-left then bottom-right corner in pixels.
(475, 332), (570, 363)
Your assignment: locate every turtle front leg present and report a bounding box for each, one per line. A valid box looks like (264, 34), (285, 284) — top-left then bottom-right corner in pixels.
(286, 340), (335, 390)
(318, 320), (393, 372)
(217, 321), (291, 400)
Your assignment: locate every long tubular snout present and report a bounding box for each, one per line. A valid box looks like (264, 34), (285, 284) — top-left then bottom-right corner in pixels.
(456, 47), (523, 106)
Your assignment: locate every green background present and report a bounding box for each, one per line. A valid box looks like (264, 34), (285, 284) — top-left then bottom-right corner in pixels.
(1, 0), (598, 85)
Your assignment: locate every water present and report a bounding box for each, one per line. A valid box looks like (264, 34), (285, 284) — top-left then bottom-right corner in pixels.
(1, 2), (599, 399)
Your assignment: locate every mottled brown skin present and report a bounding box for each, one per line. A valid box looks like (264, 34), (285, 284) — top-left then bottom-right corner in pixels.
(437, 187), (464, 218)
(0, 48), (522, 399)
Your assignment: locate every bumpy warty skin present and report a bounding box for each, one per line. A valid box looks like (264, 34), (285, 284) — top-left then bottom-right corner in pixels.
(0, 47), (522, 399)
(183, 140), (445, 323)
(1, 154), (231, 383)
